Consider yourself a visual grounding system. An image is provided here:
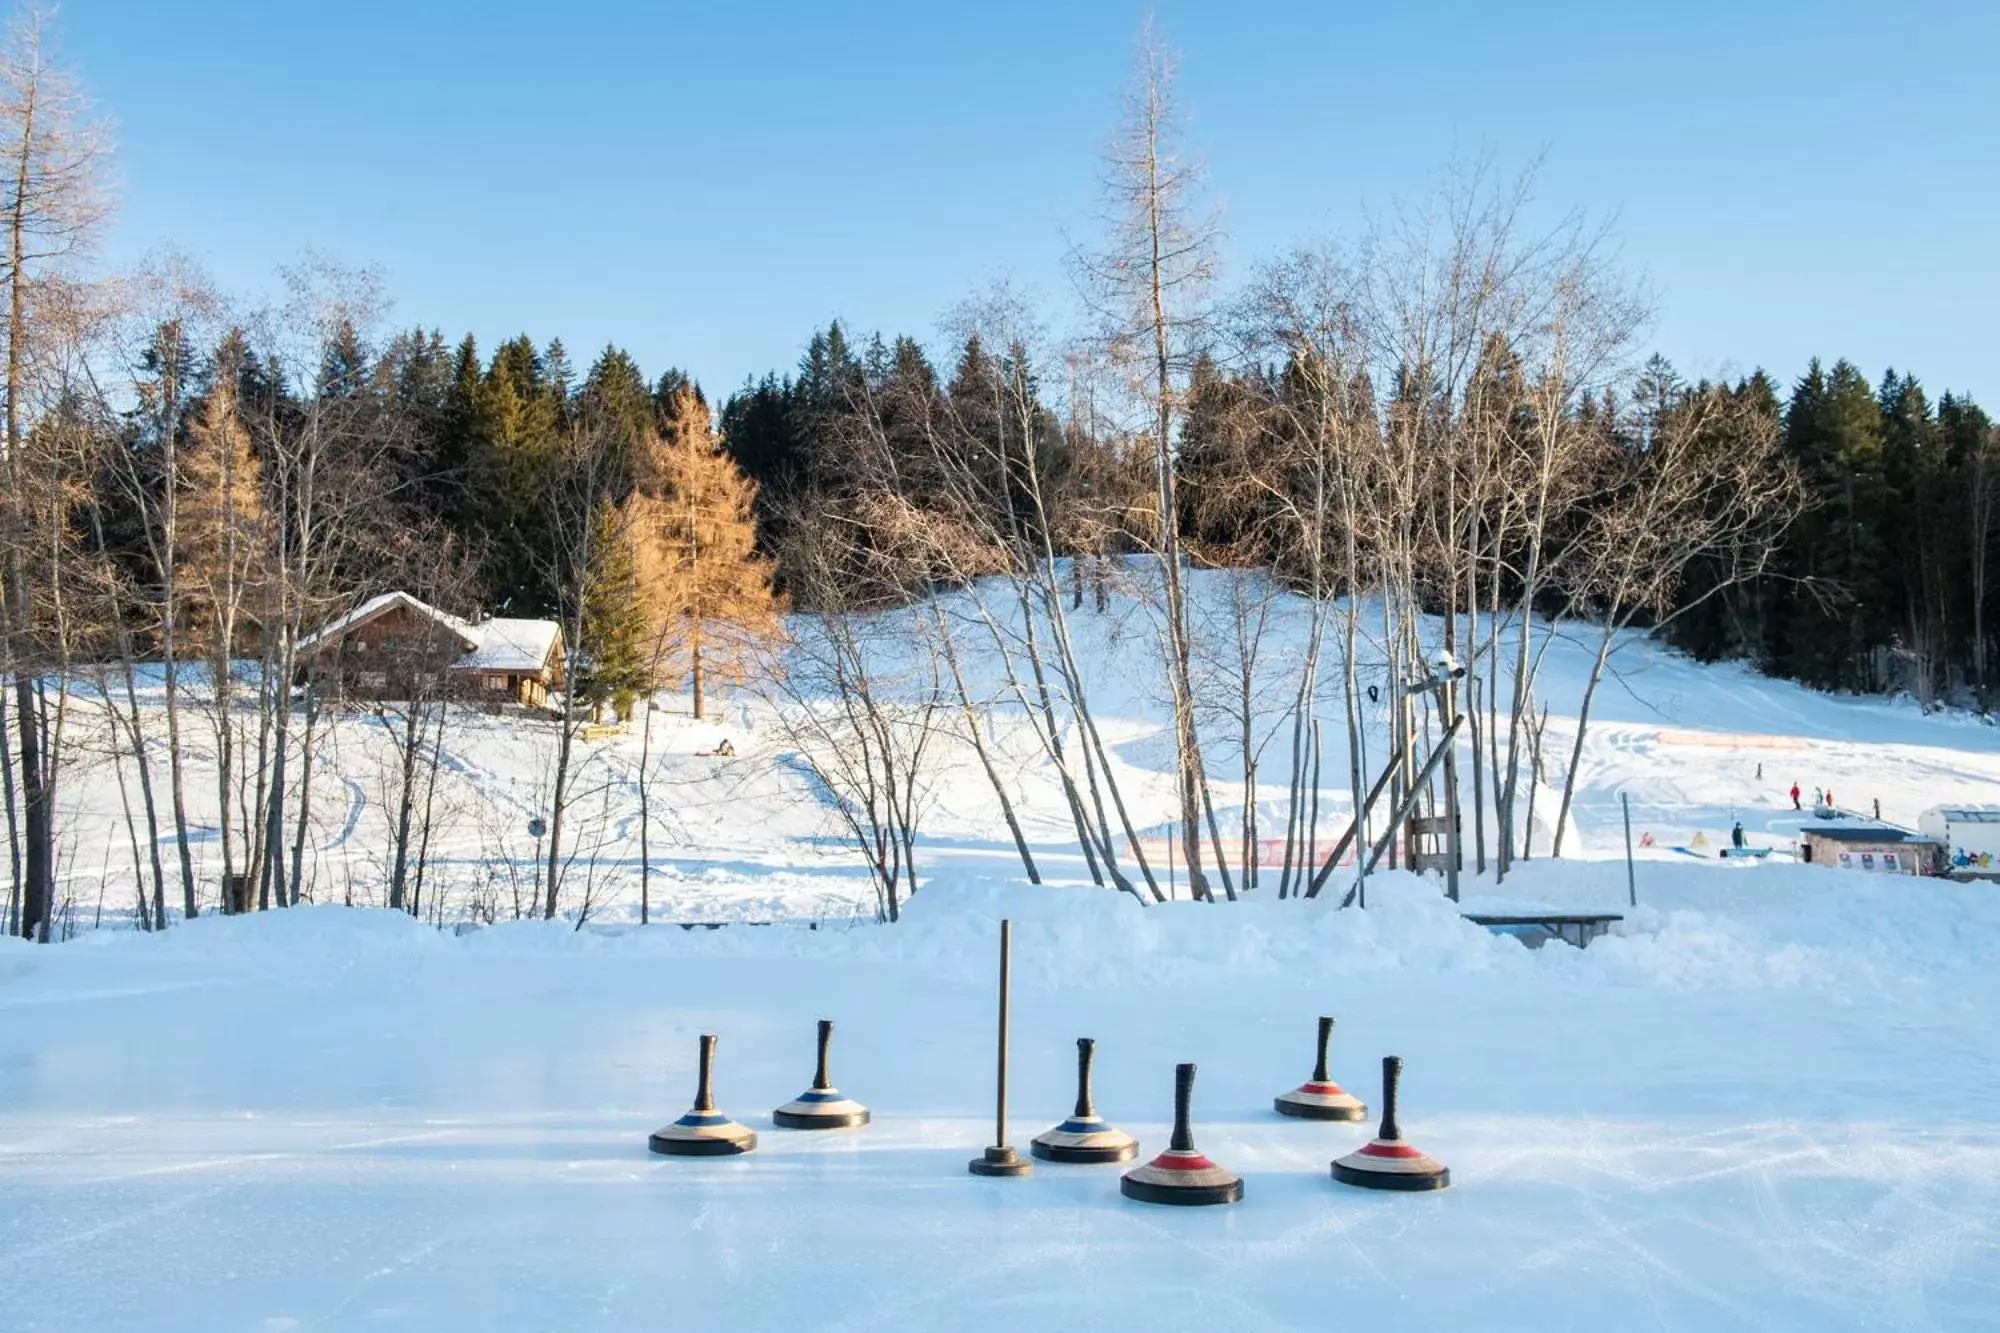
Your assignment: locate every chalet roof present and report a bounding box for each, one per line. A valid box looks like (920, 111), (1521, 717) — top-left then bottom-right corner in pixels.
(297, 592), (561, 677)
(295, 591), (478, 655)
(456, 618), (560, 674)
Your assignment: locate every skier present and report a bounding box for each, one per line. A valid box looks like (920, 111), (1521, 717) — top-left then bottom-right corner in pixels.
(1790, 783), (1802, 810)
(1731, 821), (1746, 850)
(715, 737), (736, 757)
(1874, 797), (1882, 820)
(1756, 762), (1764, 781)
(1826, 788), (1835, 811)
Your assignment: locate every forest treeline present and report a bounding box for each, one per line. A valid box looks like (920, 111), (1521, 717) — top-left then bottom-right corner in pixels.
(720, 327), (1997, 704)
(2, 10), (1994, 940)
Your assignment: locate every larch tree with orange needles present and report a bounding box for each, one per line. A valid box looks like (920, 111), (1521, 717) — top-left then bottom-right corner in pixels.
(631, 384), (781, 721)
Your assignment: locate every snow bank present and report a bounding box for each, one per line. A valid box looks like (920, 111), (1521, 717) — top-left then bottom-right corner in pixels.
(49, 854), (1993, 1010)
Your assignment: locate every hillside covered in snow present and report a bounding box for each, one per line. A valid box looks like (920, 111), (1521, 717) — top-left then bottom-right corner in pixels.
(32, 565), (2000, 933)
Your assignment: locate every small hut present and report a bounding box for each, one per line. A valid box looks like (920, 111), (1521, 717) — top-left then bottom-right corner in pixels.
(295, 592), (565, 708)
(1797, 823), (1942, 877)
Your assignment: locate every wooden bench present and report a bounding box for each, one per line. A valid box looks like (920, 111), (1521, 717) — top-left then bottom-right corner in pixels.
(1463, 912), (1623, 950)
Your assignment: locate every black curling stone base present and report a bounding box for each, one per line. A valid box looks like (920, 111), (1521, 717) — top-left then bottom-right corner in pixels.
(1120, 1173), (1244, 1206)
(1331, 1149), (1450, 1191)
(648, 1113), (758, 1157)
(773, 1107), (870, 1130)
(1031, 1115), (1139, 1164)
(648, 1129), (757, 1157)
(968, 1145), (1034, 1177)
(773, 1088), (870, 1130)
(1121, 1149), (1244, 1206)
(1030, 1138), (1139, 1164)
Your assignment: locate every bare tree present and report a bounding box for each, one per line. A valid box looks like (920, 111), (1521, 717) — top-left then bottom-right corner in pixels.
(533, 412), (629, 920)
(1076, 19), (1221, 899)
(766, 508), (942, 922)
(0, 6), (108, 939)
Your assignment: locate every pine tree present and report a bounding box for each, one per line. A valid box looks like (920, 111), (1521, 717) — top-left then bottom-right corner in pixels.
(574, 500), (650, 719)
(470, 335), (564, 611)
(631, 385), (781, 718)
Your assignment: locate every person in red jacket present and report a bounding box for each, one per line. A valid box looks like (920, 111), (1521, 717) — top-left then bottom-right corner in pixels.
(1789, 783), (1801, 810)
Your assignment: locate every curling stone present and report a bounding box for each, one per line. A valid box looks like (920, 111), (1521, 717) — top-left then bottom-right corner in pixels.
(648, 1033), (757, 1157)
(1033, 1037), (1138, 1164)
(1331, 1055), (1449, 1191)
(773, 1019), (870, 1130)
(1273, 1015), (1366, 1121)
(1120, 1062), (1242, 1206)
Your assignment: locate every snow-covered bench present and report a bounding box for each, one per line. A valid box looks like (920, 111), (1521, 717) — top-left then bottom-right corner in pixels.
(1463, 912), (1623, 950)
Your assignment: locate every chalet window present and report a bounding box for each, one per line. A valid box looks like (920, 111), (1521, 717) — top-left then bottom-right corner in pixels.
(485, 674), (508, 692)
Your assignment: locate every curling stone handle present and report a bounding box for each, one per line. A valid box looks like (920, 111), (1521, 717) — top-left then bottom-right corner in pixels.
(1075, 1037), (1096, 1118)
(1313, 1016), (1334, 1083)
(1171, 1062), (1196, 1153)
(695, 1033), (717, 1112)
(1380, 1054), (1402, 1141)
(814, 1018), (834, 1091)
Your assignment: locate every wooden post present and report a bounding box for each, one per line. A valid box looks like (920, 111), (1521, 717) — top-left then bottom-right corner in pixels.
(1622, 792), (1637, 907)
(968, 918), (1031, 1176)
(1442, 675), (1462, 904)
(995, 919), (1009, 1147)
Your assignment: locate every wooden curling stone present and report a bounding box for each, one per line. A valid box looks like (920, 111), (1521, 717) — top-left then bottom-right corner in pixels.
(1120, 1063), (1242, 1206)
(1331, 1055), (1449, 1191)
(773, 1019), (870, 1130)
(649, 1033), (757, 1157)
(1033, 1037), (1138, 1164)
(1274, 1015), (1366, 1121)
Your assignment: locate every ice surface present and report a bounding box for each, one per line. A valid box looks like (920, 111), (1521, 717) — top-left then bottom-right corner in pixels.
(4, 875), (1997, 1331)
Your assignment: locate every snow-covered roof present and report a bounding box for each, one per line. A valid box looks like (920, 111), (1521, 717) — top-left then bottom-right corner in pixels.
(455, 618), (561, 674)
(296, 591), (478, 655)
(298, 592), (560, 677)
(1922, 804), (2000, 823)
(1801, 824), (1936, 844)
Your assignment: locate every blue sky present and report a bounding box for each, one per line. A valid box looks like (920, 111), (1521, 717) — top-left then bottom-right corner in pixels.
(62, 0), (2000, 405)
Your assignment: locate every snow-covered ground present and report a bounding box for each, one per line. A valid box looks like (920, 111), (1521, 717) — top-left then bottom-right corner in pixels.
(39, 568), (2000, 928)
(3, 872), (1996, 1330)
(6, 571), (2000, 1329)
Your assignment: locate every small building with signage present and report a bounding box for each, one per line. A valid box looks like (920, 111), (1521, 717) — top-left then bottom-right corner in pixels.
(1797, 824), (1943, 877)
(1916, 805), (2000, 877)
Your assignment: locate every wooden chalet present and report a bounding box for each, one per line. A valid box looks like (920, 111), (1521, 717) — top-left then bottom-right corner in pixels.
(294, 592), (566, 708)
